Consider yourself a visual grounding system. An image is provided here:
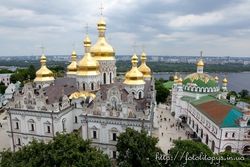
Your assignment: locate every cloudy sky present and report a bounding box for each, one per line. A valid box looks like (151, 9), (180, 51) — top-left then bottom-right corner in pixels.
(1, 0), (250, 57)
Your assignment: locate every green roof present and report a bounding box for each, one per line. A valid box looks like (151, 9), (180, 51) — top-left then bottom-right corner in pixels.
(221, 109), (243, 127)
(183, 73), (217, 88)
(163, 81), (174, 89)
(190, 95), (216, 105)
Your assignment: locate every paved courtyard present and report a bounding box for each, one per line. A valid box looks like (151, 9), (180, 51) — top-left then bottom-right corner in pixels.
(0, 110), (10, 151)
(153, 104), (193, 154)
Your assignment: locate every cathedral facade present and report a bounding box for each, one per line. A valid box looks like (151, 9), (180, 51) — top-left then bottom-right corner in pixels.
(6, 17), (156, 158)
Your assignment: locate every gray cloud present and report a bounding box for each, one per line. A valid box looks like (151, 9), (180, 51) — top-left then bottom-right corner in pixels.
(0, 0), (250, 57)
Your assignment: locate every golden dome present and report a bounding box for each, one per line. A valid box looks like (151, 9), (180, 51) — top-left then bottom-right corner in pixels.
(177, 77), (183, 84)
(223, 77), (228, 83)
(34, 54), (54, 82)
(138, 52), (151, 79)
(197, 59), (204, 67)
(123, 53), (145, 85)
(214, 76), (219, 81)
(69, 91), (96, 100)
(174, 73), (178, 83)
(77, 36), (100, 76)
(90, 18), (115, 61)
(67, 50), (77, 75)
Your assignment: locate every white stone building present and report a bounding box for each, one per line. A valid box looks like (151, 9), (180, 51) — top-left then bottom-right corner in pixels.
(6, 17), (156, 159)
(0, 73), (12, 86)
(171, 56), (250, 155)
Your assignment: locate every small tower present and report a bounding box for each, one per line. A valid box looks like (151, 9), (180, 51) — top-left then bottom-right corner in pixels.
(138, 52), (151, 80)
(222, 77), (228, 92)
(76, 36), (101, 92)
(34, 53), (54, 88)
(67, 50), (77, 77)
(90, 17), (116, 85)
(221, 77), (228, 99)
(197, 51), (204, 74)
(124, 53), (145, 99)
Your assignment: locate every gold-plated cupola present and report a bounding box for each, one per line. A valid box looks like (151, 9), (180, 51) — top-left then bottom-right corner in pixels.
(67, 50), (77, 75)
(123, 54), (145, 85)
(138, 52), (151, 79)
(90, 18), (115, 61)
(34, 54), (54, 82)
(77, 36), (100, 76)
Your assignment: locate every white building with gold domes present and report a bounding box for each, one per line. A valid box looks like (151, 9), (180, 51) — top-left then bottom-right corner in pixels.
(6, 17), (156, 159)
(171, 54), (250, 155)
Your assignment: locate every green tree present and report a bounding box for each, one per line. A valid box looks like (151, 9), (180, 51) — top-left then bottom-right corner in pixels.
(239, 89), (249, 99)
(116, 128), (164, 167)
(226, 91), (238, 100)
(0, 82), (7, 94)
(155, 79), (170, 104)
(168, 140), (213, 167)
(0, 132), (111, 167)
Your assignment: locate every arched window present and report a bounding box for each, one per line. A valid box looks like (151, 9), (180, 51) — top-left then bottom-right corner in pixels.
(103, 73), (106, 84)
(205, 134), (209, 145)
(110, 72), (112, 84)
(200, 129), (203, 138)
(74, 116), (78, 123)
(243, 145), (250, 154)
(139, 92), (142, 99)
(83, 83), (85, 90)
(211, 140), (215, 152)
(62, 118), (66, 132)
(225, 145), (232, 152)
(91, 83), (94, 90)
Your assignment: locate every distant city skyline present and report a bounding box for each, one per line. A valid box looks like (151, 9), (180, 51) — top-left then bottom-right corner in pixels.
(1, 0), (250, 57)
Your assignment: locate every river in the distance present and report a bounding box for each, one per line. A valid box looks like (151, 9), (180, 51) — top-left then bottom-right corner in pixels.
(154, 72), (250, 92)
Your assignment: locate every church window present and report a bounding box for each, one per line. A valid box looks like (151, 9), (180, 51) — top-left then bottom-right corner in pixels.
(113, 133), (117, 141)
(62, 118), (66, 132)
(225, 132), (228, 138)
(211, 140), (215, 152)
(83, 83), (85, 90)
(17, 138), (21, 146)
(93, 131), (97, 139)
(205, 134), (209, 145)
(139, 92), (142, 99)
(31, 124), (34, 131)
(15, 122), (19, 129)
(110, 72), (112, 84)
(74, 116), (78, 123)
(47, 126), (51, 133)
(232, 133), (235, 138)
(113, 151), (117, 159)
(103, 73), (107, 84)
(91, 83), (94, 90)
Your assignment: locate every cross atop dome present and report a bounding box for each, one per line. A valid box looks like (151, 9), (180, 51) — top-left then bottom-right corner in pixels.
(99, 1), (104, 16)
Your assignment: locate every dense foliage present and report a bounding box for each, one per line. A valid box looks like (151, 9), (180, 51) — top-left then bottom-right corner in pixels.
(10, 65), (36, 84)
(0, 82), (7, 94)
(0, 69), (13, 74)
(155, 78), (170, 104)
(116, 128), (164, 167)
(227, 89), (250, 103)
(0, 133), (111, 167)
(167, 140), (250, 167)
